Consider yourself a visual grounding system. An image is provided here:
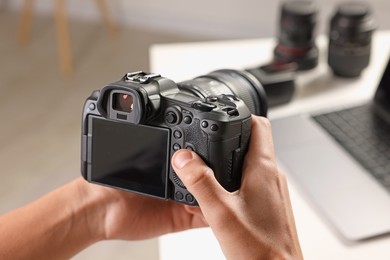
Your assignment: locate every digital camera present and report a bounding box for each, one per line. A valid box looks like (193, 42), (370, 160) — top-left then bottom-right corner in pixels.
(81, 70), (267, 205)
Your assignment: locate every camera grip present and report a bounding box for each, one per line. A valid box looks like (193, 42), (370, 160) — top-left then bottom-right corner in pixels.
(209, 118), (251, 192)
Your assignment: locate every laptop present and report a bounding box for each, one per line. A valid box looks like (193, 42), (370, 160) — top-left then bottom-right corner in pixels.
(271, 56), (390, 241)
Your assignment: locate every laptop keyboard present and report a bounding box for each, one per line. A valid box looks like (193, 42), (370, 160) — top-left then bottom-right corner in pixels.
(313, 104), (390, 190)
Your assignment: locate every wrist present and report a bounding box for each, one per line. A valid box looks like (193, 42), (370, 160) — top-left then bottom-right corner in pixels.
(72, 178), (110, 242)
(0, 178), (111, 259)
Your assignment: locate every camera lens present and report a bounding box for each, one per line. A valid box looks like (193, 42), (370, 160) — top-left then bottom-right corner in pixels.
(178, 69), (267, 117)
(328, 2), (376, 77)
(113, 93), (134, 113)
(274, 1), (318, 70)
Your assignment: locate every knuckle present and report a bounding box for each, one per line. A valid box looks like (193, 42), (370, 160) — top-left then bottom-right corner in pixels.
(245, 156), (286, 187)
(272, 167), (287, 187)
(257, 116), (272, 130)
(252, 116), (273, 138)
(276, 167), (288, 183)
(262, 158), (280, 178)
(180, 164), (213, 189)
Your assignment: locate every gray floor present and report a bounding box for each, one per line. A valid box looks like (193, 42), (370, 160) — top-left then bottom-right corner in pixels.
(0, 11), (206, 259)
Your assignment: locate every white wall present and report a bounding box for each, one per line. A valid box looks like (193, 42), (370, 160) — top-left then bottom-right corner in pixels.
(5, 0), (280, 39)
(4, 0), (390, 40)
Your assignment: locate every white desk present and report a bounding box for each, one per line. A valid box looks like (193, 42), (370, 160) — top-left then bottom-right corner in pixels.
(151, 31), (390, 260)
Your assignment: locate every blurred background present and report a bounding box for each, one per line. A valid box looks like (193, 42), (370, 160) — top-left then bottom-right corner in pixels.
(0, 0), (389, 259)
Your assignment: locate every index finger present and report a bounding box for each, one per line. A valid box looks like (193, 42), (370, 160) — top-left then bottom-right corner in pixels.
(245, 115), (276, 163)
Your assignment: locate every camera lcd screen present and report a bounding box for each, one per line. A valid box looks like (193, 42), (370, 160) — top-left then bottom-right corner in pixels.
(89, 116), (170, 199)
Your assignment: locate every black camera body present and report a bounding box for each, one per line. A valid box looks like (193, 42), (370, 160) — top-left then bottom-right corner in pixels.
(81, 71), (265, 206)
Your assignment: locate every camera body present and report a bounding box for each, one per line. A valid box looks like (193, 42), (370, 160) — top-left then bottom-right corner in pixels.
(81, 71), (255, 206)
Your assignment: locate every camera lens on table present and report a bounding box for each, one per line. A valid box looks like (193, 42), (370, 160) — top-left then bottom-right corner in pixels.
(328, 2), (377, 77)
(274, 1), (319, 71)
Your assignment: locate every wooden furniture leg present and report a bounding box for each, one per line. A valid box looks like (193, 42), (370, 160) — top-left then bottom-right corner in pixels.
(94, 0), (119, 38)
(55, 0), (73, 76)
(18, 0), (35, 45)
(17, 0), (117, 76)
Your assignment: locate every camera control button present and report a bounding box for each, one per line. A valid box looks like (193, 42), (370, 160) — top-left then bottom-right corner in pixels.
(224, 108), (239, 117)
(207, 96), (218, 102)
(88, 103), (96, 111)
(185, 144), (195, 151)
(175, 191), (184, 200)
(228, 109), (239, 117)
(183, 116), (192, 124)
(217, 95), (237, 107)
(201, 121), (209, 128)
(165, 112), (178, 124)
(173, 143), (181, 151)
(191, 101), (217, 112)
(224, 94), (239, 101)
(173, 130), (182, 139)
(185, 193), (195, 203)
(210, 124), (219, 131)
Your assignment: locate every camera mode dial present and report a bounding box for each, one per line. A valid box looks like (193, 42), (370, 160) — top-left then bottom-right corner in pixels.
(216, 94), (238, 106)
(191, 101), (217, 112)
(212, 94), (240, 117)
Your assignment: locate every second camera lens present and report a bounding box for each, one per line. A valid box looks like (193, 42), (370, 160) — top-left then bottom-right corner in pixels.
(328, 2), (377, 77)
(274, 1), (319, 71)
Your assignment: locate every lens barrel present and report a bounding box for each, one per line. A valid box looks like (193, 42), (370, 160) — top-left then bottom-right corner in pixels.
(328, 2), (376, 77)
(274, 1), (319, 70)
(178, 70), (267, 117)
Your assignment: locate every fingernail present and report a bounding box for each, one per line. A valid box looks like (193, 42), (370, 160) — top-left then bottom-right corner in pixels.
(173, 150), (193, 169)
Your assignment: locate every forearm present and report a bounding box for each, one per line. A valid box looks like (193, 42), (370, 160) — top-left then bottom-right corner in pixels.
(0, 178), (104, 259)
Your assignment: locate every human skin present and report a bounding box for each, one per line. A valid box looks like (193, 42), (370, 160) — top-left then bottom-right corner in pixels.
(172, 116), (303, 260)
(0, 116), (302, 260)
(0, 177), (206, 259)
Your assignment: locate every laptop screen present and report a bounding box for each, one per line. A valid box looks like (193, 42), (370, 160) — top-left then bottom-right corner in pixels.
(374, 56), (390, 110)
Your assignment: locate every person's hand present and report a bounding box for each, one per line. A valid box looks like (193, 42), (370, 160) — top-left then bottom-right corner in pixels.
(0, 115), (301, 260)
(0, 167), (208, 260)
(78, 178), (208, 241)
(172, 115), (303, 260)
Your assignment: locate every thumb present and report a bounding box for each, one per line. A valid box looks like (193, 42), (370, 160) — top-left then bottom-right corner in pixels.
(172, 149), (228, 208)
